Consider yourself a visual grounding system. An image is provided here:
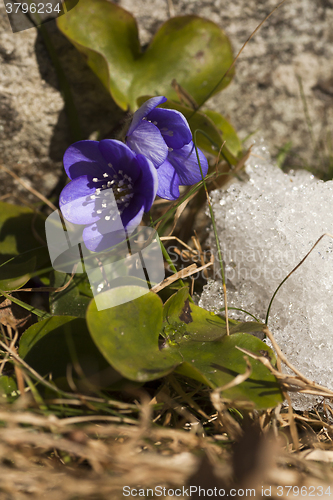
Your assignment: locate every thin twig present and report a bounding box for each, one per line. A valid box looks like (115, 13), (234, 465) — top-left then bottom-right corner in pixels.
(0, 164), (57, 211)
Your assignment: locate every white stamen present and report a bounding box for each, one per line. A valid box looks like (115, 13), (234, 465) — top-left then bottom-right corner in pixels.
(103, 172), (109, 177)
(105, 216), (111, 220)
(102, 204), (107, 208)
(102, 184), (107, 189)
(168, 147), (173, 152)
(93, 177), (99, 182)
(97, 210), (102, 214)
(90, 195), (96, 200)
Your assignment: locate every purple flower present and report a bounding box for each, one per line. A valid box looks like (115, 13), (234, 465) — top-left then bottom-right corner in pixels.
(126, 96), (208, 200)
(59, 139), (158, 252)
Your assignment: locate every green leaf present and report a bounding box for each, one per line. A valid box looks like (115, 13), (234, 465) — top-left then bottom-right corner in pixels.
(0, 375), (17, 396)
(19, 316), (121, 390)
(0, 255), (36, 291)
(174, 334), (283, 409)
(204, 109), (243, 158)
(0, 289), (52, 320)
(0, 202), (50, 289)
(0, 202), (45, 258)
(86, 287), (183, 382)
(229, 321), (266, 339)
(163, 287), (229, 342)
(86, 286), (282, 408)
(49, 271), (92, 318)
(57, 0), (234, 110)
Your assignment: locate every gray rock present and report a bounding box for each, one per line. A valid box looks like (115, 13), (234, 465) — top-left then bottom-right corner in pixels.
(0, 0), (332, 201)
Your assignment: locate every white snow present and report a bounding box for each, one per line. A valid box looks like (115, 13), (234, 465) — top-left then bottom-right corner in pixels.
(199, 138), (333, 409)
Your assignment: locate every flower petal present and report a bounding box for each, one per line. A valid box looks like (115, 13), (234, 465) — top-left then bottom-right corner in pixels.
(82, 196), (145, 252)
(63, 141), (108, 180)
(121, 197), (145, 235)
(98, 140), (140, 182)
(127, 96), (167, 135)
(82, 208), (126, 252)
(155, 159), (180, 200)
(126, 121), (168, 167)
(168, 141), (208, 186)
(82, 225), (125, 253)
(133, 155), (158, 211)
(59, 176), (101, 225)
(147, 108), (192, 149)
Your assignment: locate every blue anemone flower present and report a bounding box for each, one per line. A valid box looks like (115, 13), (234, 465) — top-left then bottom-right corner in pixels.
(126, 96), (208, 200)
(59, 139), (158, 252)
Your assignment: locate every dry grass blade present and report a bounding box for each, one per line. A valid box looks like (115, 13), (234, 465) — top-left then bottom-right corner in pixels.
(236, 327), (333, 401)
(0, 164), (57, 212)
(151, 261), (213, 293)
(210, 357), (253, 440)
(195, 0), (290, 112)
(211, 356), (252, 398)
(167, 194), (196, 236)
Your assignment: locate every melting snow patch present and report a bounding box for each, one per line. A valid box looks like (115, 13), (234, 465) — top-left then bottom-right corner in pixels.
(199, 138), (333, 410)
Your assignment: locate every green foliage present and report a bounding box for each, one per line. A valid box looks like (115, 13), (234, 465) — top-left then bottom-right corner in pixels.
(86, 286), (183, 382)
(204, 109), (243, 158)
(85, 286), (283, 408)
(163, 285), (230, 342)
(0, 375), (17, 396)
(19, 316), (122, 391)
(0, 202), (50, 290)
(57, 0), (234, 110)
(49, 271), (92, 318)
(3, 3), (284, 414)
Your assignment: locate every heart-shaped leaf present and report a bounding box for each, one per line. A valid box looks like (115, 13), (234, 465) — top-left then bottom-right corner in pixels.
(163, 286), (229, 342)
(173, 334), (282, 409)
(19, 316), (122, 391)
(86, 286), (183, 382)
(57, 0), (234, 110)
(86, 286), (282, 408)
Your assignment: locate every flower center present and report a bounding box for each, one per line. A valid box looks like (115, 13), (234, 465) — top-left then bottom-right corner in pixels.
(87, 165), (134, 221)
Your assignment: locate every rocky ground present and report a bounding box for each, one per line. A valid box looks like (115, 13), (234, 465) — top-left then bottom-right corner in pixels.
(0, 0), (333, 201)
